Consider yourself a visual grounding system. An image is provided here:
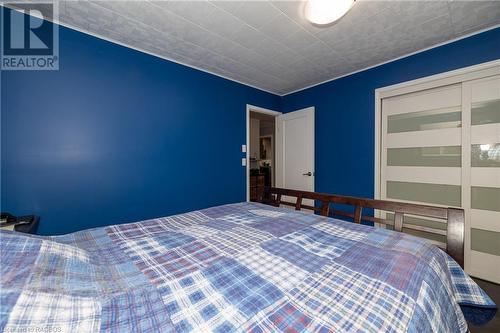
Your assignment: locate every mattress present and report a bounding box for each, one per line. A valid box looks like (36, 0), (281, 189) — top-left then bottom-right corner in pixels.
(0, 202), (496, 332)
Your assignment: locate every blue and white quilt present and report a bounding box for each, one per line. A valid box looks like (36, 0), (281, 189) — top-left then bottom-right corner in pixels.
(0, 202), (496, 332)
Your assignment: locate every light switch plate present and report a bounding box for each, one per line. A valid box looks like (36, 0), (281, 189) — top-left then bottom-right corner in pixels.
(241, 144), (247, 153)
(241, 158), (247, 166)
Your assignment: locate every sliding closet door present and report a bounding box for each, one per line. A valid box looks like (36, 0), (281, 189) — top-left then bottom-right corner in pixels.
(381, 84), (462, 248)
(463, 75), (500, 282)
(381, 77), (499, 283)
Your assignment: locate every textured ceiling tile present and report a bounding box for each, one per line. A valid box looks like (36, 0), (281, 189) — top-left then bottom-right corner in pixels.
(169, 39), (211, 62)
(231, 24), (269, 50)
(154, 33), (188, 57)
(90, 1), (143, 20)
(49, 0), (500, 95)
(259, 13), (302, 42)
(91, 0), (177, 35)
(259, 62), (291, 79)
(190, 51), (284, 87)
(409, 14), (455, 47)
(449, 1), (500, 36)
(316, 5), (396, 51)
(218, 0), (282, 30)
(234, 49), (289, 77)
(152, 0), (217, 25)
(175, 24), (218, 49)
(295, 39), (331, 58)
(197, 7), (246, 40)
(212, 57), (256, 78)
(91, 1), (185, 41)
(254, 39), (302, 67)
(208, 0), (242, 14)
(281, 28), (318, 53)
(287, 58), (324, 79)
(84, 16), (150, 52)
(300, 41), (349, 69)
(230, 26), (301, 69)
(347, 0), (391, 21)
(383, 0), (450, 26)
(318, 2), (453, 69)
(76, 2), (128, 35)
(60, 0), (91, 31)
(154, 13), (202, 45)
(195, 33), (253, 64)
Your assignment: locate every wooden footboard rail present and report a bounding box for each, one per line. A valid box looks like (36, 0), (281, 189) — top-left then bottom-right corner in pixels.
(261, 187), (465, 268)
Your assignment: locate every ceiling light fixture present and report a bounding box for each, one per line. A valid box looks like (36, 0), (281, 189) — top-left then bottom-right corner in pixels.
(304, 0), (355, 26)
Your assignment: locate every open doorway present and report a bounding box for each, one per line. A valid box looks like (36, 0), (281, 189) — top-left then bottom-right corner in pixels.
(246, 105), (281, 202)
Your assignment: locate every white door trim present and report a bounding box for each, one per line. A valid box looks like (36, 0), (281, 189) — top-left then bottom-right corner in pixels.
(246, 104), (281, 202)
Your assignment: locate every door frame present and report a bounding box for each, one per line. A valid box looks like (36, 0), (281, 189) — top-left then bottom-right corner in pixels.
(246, 104), (281, 202)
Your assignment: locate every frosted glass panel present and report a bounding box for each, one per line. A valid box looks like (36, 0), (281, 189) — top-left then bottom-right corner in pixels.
(386, 181), (461, 206)
(471, 99), (500, 126)
(471, 143), (500, 167)
(471, 186), (500, 212)
(387, 108), (461, 133)
(471, 228), (500, 256)
(387, 146), (461, 167)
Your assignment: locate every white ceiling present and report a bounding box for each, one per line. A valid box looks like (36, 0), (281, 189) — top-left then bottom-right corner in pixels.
(25, 1), (500, 95)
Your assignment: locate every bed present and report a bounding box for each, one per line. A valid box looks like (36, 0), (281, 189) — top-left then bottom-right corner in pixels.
(0, 188), (496, 332)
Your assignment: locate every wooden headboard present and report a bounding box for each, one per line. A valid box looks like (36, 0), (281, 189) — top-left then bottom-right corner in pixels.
(261, 187), (465, 268)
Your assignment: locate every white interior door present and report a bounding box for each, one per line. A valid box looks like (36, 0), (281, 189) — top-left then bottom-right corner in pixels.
(276, 107), (315, 203)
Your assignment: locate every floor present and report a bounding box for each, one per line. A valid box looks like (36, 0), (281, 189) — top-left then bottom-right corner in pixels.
(469, 278), (500, 333)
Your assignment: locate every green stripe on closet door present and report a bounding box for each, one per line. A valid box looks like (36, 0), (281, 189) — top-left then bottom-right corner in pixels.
(471, 99), (500, 126)
(386, 181), (461, 207)
(471, 228), (500, 256)
(387, 108), (461, 133)
(387, 146), (461, 167)
(471, 186), (500, 212)
(471, 143), (500, 167)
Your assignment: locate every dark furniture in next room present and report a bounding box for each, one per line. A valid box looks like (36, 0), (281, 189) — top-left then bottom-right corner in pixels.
(250, 171), (265, 202)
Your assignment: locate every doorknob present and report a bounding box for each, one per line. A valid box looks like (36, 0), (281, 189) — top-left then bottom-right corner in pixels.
(302, 172), (312, 176)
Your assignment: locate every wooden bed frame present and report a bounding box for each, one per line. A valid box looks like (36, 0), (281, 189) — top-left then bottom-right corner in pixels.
(260, 187), (465, 268)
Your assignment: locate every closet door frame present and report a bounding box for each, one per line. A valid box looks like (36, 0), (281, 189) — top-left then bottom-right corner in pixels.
(374, 59), (500, 275)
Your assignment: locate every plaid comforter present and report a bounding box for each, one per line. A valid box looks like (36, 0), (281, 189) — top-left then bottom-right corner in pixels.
(0, 202), (496, 332)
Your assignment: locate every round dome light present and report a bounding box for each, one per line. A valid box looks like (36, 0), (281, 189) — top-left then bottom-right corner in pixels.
(304, 0), (355, 25)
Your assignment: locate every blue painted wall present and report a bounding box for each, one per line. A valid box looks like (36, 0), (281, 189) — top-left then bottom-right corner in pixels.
(2, 8), (499, 236)
(281, 28), (500, 202)
(1, 13), (280, 235)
